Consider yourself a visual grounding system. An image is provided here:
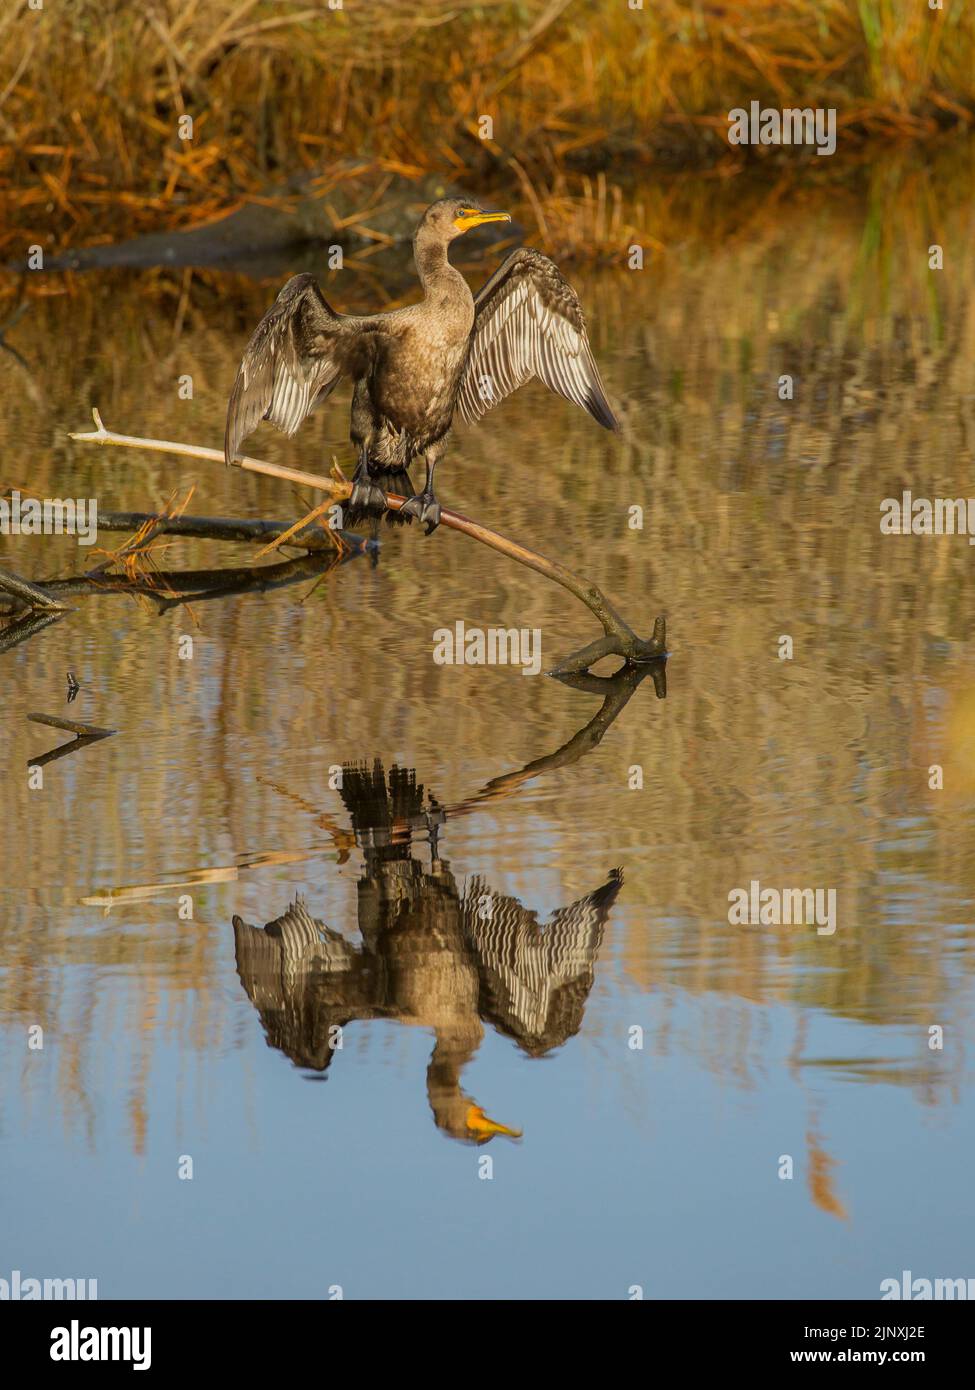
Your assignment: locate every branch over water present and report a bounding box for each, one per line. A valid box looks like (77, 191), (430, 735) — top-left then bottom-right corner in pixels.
(68, 408), (668, 674)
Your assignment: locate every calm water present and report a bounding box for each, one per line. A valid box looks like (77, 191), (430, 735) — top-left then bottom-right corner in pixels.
(2, 148), (975, 1299)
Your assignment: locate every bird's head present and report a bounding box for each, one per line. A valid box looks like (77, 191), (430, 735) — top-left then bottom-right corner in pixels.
(430, 1090), (523, 1145)
(465, 1103), (523, 1144)
(419, 197), (511, 243)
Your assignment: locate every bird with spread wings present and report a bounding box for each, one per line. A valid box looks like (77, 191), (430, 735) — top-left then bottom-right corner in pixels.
(225, 197), (619, 533)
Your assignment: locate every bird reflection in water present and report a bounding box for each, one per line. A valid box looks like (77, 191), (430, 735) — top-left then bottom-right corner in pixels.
(233, 761), (622, 1144)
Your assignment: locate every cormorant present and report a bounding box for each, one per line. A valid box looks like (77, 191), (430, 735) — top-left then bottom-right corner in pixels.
(224, 197), (619, 532)
(231, 760), (622, 1143)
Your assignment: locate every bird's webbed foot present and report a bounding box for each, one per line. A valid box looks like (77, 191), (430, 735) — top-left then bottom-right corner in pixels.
(348, 462), (388, 520)
(398, 491), (441, 535)
(381, 468), (416, 528)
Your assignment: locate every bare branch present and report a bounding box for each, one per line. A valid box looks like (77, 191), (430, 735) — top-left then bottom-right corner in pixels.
(69, 409), (667, 672)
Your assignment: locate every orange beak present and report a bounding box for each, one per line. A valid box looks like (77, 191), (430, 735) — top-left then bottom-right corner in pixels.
(453, 209), (511, 232)
(466, 1103), (522, 1139)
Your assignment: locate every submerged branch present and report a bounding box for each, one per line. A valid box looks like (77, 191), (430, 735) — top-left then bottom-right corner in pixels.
(28, 732), (115, 769)
(69, 409), (667, 672)
(28, 712), (116, 737)
(0, 608), (66, 654)
(26, 711), (117, 770)
(50, 551), (362, 614)
(0, 566), (72, 613)
(94, 509), (367, 555)
(448, 659), (667, 816)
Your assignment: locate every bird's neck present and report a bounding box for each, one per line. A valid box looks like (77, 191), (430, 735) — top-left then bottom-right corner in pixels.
(414, 238), (461, 296)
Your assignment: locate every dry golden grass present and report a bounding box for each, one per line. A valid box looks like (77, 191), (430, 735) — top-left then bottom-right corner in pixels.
(0, 1), (973, 257)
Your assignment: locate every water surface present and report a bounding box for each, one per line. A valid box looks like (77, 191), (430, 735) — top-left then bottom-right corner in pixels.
(2, 147), (975, 1299)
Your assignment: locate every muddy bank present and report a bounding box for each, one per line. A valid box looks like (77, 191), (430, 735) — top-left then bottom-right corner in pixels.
(32, 166), (520, 277)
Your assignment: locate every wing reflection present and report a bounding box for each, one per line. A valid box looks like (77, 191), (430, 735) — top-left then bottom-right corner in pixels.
(233, 760), (622, 1144)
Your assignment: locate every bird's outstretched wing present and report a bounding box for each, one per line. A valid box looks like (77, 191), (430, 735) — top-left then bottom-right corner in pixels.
(461, 868), (621, 1052)
(457, 248), (619, 431)
(224, 273), (369, 464)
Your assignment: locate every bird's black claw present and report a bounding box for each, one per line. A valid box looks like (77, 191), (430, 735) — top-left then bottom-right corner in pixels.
(399, 491), (441, 534)
(348, 478), (388, 517)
